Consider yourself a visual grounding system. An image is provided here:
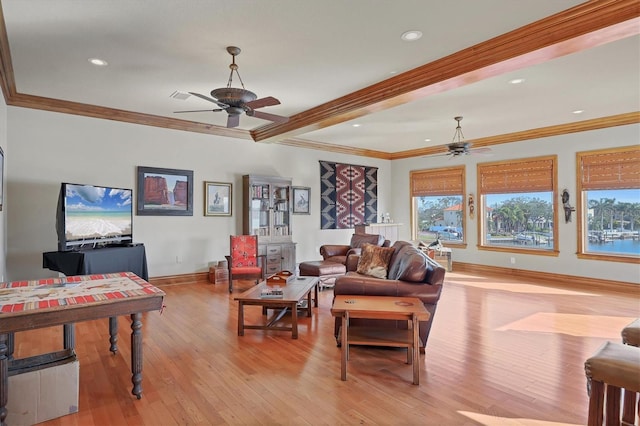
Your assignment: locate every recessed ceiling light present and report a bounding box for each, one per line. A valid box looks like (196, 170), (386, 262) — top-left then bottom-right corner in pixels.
(424, 138), (431, 142)
(352, 124), (361, 128)
(509, 78), (525, 84)
(401, 30), (422, 41)
(88, 58), (108, 67)
(572, 110), (584, 114)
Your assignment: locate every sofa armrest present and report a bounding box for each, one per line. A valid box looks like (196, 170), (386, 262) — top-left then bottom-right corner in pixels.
(320, 244), (350, 259)
(345, 253), (360, 272)
(346, 247), (363, 257)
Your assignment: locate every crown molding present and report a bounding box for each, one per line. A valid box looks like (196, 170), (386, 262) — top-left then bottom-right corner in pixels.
(0, 1), (637, 158)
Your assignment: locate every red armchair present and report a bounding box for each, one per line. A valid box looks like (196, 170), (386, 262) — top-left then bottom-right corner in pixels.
(225, 235), (265, 293)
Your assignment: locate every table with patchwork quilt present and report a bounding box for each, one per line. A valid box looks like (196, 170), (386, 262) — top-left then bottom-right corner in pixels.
(0, 272), (165, 425)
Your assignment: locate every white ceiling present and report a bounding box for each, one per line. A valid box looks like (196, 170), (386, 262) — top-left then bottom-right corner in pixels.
(1, 0), (638, 156)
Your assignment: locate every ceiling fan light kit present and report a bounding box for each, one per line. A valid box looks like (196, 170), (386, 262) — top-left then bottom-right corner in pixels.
(448, 116), (470, 156)
(422, 116), (493, 159)
(174, 46), (289, 128)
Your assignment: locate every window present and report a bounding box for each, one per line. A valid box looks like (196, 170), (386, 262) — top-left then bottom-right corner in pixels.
(478, 156), (558, 254)
(410, 166), (466, 245)
(577, 146), (640, 262)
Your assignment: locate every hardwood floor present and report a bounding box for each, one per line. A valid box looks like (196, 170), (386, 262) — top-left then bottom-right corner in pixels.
(12, 271), (640, 425)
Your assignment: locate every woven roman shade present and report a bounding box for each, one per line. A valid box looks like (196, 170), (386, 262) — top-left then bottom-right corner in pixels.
(478, 156), (556, 194)
(411, 166), (464, 197)
(578, 145), (640, 190)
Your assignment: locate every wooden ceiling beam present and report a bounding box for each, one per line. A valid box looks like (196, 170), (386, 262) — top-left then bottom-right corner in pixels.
(251, 0), (640, 144)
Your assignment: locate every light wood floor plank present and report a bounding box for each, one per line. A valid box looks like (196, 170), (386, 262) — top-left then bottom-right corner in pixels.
(9, 271), (639, 425)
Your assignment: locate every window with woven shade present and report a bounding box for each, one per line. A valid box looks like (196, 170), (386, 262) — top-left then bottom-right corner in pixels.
(477, 155), (558, 254)
(410, 166), (466, 245)
(577, 145), (640, 262)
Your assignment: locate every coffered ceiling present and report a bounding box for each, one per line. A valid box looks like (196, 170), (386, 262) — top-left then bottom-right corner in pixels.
(0, 1), (638, 159)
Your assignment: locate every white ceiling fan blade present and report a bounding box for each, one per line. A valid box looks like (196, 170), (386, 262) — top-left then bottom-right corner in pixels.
(174, 109), (224, 113)
(421, 152), (452, 159)
(470, 147), (493, 156)
(188, 92), (229, 108)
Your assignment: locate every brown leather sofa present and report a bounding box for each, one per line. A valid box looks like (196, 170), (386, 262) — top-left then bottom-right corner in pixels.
(319, 233), (388, 266)
(333, 240), (445, 350)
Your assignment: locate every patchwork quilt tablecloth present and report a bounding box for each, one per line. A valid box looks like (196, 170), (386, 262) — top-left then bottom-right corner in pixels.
(0, 272), (163, 313)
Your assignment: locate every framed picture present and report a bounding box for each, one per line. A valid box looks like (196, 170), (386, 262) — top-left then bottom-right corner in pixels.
(292, 186), (310, 214)
(205, 181), (232, 216)
(137, 166), (193, 216)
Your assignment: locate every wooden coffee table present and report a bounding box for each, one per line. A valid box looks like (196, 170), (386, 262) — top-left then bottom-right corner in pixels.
(331, 295), (430, 385)
(234, 276), (319, 339)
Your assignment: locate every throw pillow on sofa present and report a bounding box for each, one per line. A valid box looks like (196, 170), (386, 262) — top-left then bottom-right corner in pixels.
(356, 243), (395, 278)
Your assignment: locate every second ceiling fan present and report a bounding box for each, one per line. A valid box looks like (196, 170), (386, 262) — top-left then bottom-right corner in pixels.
(175, 46), (289, 128)
(426, 116), (493, 158)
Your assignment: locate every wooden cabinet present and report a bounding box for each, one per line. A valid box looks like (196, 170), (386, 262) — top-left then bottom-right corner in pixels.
(243, 175), (296, 273)
(259, 242), (297, 275)
(354, 223), (402, 244)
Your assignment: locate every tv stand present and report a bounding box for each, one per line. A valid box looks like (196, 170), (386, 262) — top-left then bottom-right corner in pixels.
(43, 244), (148, 280)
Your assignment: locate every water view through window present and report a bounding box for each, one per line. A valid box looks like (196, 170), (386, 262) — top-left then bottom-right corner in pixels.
(483, 192), (554, 250)
(584, 189), (640, 257)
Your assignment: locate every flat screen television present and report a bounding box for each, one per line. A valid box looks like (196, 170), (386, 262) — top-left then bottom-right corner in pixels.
(56, 182), (133, 251)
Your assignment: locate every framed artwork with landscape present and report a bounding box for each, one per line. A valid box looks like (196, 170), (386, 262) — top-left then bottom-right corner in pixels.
(137, 166), (193, 216)
(205, 181), (232, 216)
(292, 186), (310, 214)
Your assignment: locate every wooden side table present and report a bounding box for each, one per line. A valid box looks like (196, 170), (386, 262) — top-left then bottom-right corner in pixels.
(331, 295), (430, 385)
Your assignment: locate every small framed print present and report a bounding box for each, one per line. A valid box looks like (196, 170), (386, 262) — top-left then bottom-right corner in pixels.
(205, 181), (232, 216)
(292, 186), (310, 215)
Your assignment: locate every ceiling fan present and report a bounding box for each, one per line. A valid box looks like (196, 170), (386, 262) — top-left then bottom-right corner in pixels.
(174, 46), (289, 128)
(427, 116), (492, 158)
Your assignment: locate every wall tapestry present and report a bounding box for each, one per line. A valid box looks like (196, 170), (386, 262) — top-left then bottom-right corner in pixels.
(319, 161), (378, 229)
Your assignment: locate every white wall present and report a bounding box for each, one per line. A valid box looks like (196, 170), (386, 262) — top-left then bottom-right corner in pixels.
(390, 123), (640, 284)
(5, 106), (638, 284)
(6, 107), (390, 281)
(0, 94), (6, 282)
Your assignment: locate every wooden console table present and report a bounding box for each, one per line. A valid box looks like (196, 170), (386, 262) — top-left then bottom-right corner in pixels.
(331, 295), (430, 385)
(0, 272), (165, 426)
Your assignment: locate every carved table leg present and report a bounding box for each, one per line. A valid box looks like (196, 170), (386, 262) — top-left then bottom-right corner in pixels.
(0, 333), (8, 426)
(63, 323), (75, 351)
(130, 313), (143, 399)
(109, 317), (118, 354)
(6, 334), (13, 362)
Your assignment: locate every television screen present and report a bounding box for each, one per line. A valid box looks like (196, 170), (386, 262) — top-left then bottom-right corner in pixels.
(57, 183), (133, 250)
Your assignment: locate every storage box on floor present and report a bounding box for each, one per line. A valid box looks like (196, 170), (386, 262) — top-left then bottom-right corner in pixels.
(7, 356), (79, 425)
(208, 260), (229, 284)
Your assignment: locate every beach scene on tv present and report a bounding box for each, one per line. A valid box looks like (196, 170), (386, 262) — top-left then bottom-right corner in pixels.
(65, 184), (133, 241)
